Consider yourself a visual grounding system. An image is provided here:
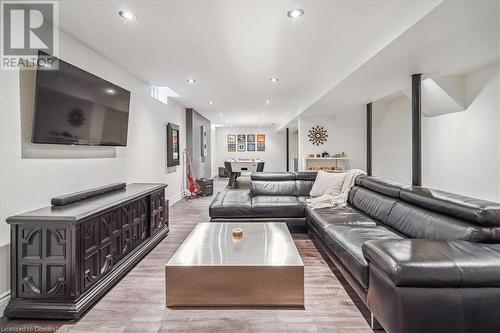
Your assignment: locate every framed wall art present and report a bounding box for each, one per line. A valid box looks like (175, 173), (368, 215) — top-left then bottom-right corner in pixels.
(257, 142), (265, 151)
(247, 143), (256, 151)
(247, 134), (255, 143)
(201, 125), (208, 158)
(167, 123), (180, 167)
(227, 134), (236, 143)
(257, 134), (265, 143)
(228, 143), (236, 152)
(238, 143), (246, 151)
(237, 134), (246, 143)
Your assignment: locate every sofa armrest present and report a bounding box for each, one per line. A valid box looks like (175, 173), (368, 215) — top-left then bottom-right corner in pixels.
(362, 239), (500, 288)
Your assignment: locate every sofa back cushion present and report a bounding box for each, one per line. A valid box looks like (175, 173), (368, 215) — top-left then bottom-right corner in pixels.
(355, 175), (406, 198)
(347, 175), (500, 243)
(250, 172), (296, 197)
(309, 171), (346, 197)
(400, 187), (500, 227)
(250, 172), (296, 181)
(386, 201), (500, 243)
(250, 180), (296, 197)
(348, 186), (398, 224)
(296, 172), (316, 197)
(250, 172), (320, 197)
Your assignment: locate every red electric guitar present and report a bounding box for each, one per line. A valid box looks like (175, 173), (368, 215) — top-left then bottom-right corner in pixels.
(184, 148), (201, 195)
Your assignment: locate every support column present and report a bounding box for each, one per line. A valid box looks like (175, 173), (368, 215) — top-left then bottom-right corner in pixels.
(366, 103), (372, 176)
(286, 128), (290, 172)
(412, 73), (422, 186)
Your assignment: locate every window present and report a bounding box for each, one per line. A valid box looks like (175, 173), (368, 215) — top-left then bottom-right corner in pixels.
(150, 86), (180, 105)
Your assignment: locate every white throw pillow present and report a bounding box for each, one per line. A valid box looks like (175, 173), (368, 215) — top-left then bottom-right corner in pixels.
(309, 170), (347, 197)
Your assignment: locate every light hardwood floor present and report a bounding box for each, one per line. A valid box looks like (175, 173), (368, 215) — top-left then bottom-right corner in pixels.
(0, 178), (374, 333)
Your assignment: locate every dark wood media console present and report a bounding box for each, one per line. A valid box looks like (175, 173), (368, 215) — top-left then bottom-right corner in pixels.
(5, 183), (169, 319)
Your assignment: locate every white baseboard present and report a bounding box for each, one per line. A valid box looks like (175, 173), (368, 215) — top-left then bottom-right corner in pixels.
(0, 291), (10, 318)
(168, 191), (185, 206)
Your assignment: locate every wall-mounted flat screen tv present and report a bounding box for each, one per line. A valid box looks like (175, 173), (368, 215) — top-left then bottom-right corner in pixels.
(32, 51), (131, 146)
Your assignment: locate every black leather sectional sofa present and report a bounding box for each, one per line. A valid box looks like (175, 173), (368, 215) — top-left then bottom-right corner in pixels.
(210, 172), (315, 232)
(209, 172), (500, 332)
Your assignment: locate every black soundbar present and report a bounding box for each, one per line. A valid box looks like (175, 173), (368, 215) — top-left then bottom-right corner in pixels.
(51, 182), (127, 206)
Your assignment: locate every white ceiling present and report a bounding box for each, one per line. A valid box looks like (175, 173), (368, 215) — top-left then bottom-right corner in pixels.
(285, 0), (500, 127)
(56, 0), (442, 127)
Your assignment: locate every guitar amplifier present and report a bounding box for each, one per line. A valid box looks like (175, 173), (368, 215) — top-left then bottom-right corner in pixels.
(197, 178), (214, 196)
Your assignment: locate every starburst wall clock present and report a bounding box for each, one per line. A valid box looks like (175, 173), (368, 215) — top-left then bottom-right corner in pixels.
(308, 126), (328, 145)
(67, 108), (85, 127)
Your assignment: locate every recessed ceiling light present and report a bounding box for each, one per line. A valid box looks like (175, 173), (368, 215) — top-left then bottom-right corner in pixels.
(287, 8), (304, 19)
(208, 101), (215, 105)
(265, 100), (271, 104)
(261, 112), (265, 116)
(187, 78), (196, 84)
(119, 10), (137, 21)
(270, 77), (279, 83)
(104, 87), (116, 95)
(219, 113), (223, 117)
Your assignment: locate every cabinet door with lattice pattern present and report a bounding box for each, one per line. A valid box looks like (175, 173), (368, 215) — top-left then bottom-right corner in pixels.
(150, 190), (165, 234)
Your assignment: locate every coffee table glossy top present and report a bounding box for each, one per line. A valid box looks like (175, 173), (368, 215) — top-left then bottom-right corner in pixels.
(167, 222), (303, 267)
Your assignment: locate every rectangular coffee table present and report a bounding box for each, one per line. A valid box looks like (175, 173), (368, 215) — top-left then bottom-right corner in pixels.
(165, 222), (304, 307)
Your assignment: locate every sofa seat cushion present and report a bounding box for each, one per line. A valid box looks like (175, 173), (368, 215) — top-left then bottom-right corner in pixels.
(251, 196), (306, 218)
(363, 239), (500, 287)
(209, 190), (253, 218)
(306, 206), (376, 239)
(324, 225), (403, 288)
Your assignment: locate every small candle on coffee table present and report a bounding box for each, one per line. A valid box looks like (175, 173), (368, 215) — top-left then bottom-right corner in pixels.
(232, 227), (243, 239)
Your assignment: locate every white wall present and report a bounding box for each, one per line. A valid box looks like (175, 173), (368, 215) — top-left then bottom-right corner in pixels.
(125, 97), (186, 201)
(211, 125), (218, 177)
(289, 129), (299, 171)
(372, 95), (412, 183)
(372, 64), (500, 202)
(422, 64), (500, 201)
(0, 30), (186, 316)
(186, 109), (212, 179)
(214, 127), (286, 172)
(297, 108), (366, 172)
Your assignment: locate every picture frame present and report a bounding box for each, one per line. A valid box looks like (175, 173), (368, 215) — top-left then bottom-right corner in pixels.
(237, 134), (246, 143)
(200, 125), (208, 158)
(247, 143), (256, 151)
(247, 134), (255, 143)
(167, 123), (180, 167)
(227, 134), (236, 143)
(257, 142), (265, 151)
(228, 143), (236, 152)
(238, 143), (246, 151)
(257, 134), (265, 143)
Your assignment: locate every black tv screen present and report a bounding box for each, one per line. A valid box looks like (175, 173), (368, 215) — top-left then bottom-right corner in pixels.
(32, 52), (131, 146)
